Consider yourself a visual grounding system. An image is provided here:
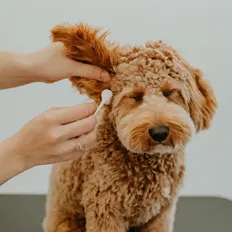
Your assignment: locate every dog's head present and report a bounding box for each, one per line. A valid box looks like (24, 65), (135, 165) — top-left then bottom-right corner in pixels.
(51, 23), (217, 155)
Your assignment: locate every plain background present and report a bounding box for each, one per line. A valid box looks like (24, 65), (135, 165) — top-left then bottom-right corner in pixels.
(0, 0), (231, 200)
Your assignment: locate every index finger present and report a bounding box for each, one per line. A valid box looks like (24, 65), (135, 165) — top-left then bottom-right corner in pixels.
(53, 102), (97, 124)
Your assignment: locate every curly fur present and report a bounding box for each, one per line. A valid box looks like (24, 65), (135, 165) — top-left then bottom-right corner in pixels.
(43, 23), (217, 232)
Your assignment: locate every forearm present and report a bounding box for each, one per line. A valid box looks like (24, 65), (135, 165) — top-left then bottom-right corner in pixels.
(0, 51), (36, 89)
(0, 42), (109, 90)
(0, 138), (27, 185)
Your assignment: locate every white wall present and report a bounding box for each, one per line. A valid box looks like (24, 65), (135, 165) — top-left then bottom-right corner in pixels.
(0, 0), (231, 200)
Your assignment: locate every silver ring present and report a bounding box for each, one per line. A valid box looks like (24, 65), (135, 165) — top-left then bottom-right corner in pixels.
(75, 138), (87, 151)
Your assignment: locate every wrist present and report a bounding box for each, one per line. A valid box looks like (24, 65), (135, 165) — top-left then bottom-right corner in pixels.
(6, 51), (45, 84)
(17, 52), (41, 83)
(0, 51), (38, 89)
(22, 49), (49, 83)
(0, 137), (28, 185)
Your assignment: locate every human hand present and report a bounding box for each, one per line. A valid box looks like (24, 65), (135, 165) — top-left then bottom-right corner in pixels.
(25, 42), (110, 83)
(2, 102), (97, 172)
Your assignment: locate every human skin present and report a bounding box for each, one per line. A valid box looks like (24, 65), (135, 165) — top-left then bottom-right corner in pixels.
(0, 42), (110, 185)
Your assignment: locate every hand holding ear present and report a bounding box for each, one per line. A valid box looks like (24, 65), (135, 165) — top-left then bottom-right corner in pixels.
(25, 42), (111, 83)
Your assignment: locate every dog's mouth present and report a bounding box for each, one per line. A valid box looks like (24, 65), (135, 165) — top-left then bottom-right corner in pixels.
(127, 137), (176, 155)
(123, 128), (177, 155)
(144, 132), (176, 153)
(149, 143), (178, 155)
(118, 121), (187, 155)
(140, 142), (177, 155)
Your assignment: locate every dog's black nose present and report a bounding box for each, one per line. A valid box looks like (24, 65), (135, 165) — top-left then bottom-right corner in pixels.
(148, 126), (169, 142)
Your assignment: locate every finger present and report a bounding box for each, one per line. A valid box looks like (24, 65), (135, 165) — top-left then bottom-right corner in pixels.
(69, 130), (96, 152)
(53, 102), (97, 124)
(44, 80), (56, 84)
(75, 130), (97, 150)
(68, 60), (110, 82)
(46, 106), (67, 112)
(58, 115), (97, 140)
(47, 131), (96, 164)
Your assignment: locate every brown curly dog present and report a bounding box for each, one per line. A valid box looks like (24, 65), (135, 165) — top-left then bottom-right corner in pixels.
(43, 23), (217, 232)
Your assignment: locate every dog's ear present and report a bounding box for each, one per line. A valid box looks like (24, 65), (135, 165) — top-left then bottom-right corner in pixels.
(51, 23), (118, 104)
(187, 68), (217, 132)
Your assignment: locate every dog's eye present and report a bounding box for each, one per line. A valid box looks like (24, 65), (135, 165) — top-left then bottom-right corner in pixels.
(163, 89), (176, 98)
(130, 93), (143, 101)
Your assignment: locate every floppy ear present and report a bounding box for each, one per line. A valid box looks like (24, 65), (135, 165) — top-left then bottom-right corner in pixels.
(187, 68), (217, 132)
(51, 23), (118, 104)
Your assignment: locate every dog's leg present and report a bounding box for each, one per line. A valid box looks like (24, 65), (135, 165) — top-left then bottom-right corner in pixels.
(43, 198), (85, 232)
(139, 202), (177, 232)
(43, 216), (85, 232)
(85, 205), (127, 232)
(43, 163), (85, 232)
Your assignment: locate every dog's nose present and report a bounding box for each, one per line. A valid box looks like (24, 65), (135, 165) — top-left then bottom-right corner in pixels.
(148, 126), (169, 143)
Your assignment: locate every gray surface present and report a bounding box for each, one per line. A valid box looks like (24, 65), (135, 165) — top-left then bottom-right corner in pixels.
(0, 195), (231, 232)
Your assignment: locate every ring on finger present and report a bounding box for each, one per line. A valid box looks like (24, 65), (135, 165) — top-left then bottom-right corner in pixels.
(75, 138), (87, 151)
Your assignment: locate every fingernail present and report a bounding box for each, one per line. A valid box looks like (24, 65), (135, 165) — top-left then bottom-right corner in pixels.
(85, 98), (95, 103)
(101, 71), (110, 82)
(86, 101), (98, 109)
(44, 80), (55, 84)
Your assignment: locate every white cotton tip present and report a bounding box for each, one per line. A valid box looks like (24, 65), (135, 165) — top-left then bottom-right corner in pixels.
(94, 89), (113, 115)
(101, 89), (113, 105)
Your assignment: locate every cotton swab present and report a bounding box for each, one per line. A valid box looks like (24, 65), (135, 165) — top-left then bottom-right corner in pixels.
(94, 89), (113, 115)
